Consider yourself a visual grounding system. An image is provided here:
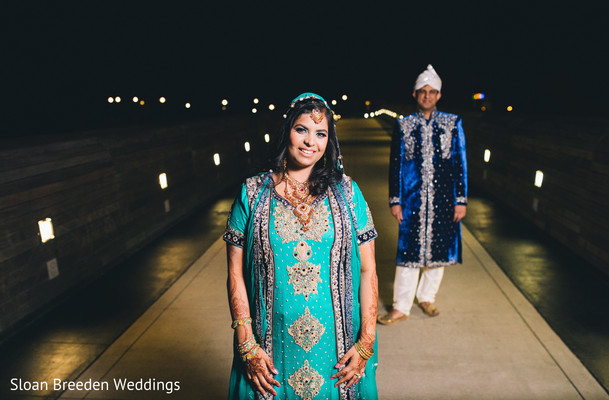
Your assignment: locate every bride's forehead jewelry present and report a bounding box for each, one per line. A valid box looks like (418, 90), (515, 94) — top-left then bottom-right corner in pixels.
(283, 92), (331, 119)
(310, 109), (324, 124)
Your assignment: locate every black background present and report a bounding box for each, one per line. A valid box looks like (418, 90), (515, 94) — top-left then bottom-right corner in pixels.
(2, 1), (608, 137)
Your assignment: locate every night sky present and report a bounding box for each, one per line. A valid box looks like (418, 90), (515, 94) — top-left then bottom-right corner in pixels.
(3, 1), (608, 137)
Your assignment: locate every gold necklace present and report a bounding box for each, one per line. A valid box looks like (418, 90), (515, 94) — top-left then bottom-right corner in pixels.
(283, 173), (314, 231)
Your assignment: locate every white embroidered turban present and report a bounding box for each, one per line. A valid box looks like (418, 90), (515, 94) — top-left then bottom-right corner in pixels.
(414, 64), (442, 91)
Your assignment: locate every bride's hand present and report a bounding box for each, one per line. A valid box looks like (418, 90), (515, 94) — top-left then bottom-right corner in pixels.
(245, 348), (280, 396)
(331, 345), (367, 389)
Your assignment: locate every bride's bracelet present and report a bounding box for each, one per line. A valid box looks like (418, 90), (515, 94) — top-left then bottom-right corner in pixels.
(354, 341), (373, 360)
(241, 344), (260, 362)
(231, 317), (252, 329)
(237, 336), (256, 354)
(237, 336), (260, 362)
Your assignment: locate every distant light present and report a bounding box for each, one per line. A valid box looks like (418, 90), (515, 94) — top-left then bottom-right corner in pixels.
(185, 103), (191, 109)
(481, 106), (487, 111)
(252, 108), (257, 113)
(253, 98), (259, 104)
(38, 218), (55, 243)
(159, 173), (168, 189)
(364, 113), (369, 118)
(108, 97), (114, 103)
(159, 97), (166, 104)
(213, 153), (221, 166)
(132, 97), (139, 103)
(507, 105), (513, 112)
(115, 96), (121, 103)
(342, 94), (348, 101)
(268, 104), (275, 110)
(264, 134), (270, 143)
(139, 100), (145, 106)
(534, 170), (544, 187)
(473, 93), (486, 100)
(484, 149), (491, 163)
(365, 100), (371, 106)
(331, 99), (337, 105)
(244, 142), (251, 152)
(221, 99), (228, 106)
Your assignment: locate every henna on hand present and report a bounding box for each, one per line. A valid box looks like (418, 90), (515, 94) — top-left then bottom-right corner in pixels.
(331, 347), (368, 389)
(244, 350), (279, 396)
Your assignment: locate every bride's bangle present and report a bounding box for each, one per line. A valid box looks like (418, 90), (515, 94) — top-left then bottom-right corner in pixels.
(231, 317), (252, 329)
(354, 341), (373, 360)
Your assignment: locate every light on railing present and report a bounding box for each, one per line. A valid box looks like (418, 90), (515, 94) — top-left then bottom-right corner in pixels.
(342, 94), (348, 101)
(221, 99), (228, 106)
(253, 98), (259, 104)
(244, 142), (251, 152)
(269, 104), (275, 110)
(47, 258), (59, 279)
(159, 97), (166, 104)
(185, 103), (191, 109)
(252, 108), (257, 114)
(115, 97), (121, 103)
(534, 170), (544, 187)
(214, 153), (221, 166)
(264, 134), (270, 143)
(484, 149), (491, 163)
(159, 173), (168, 189)
(364, 113), (369, 118)
(108, 97), (114, 103)
(38, 218), (55, 243)
(133, 97), (139, 103)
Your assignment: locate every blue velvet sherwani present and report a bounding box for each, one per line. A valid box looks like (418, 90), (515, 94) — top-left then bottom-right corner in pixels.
(389, 109), (468, 268)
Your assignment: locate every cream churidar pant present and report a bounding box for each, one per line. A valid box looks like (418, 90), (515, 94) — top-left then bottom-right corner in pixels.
(393, 267), (444, 315)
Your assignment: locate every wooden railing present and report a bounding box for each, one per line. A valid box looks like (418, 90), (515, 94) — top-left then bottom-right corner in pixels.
(463, 112), (609, 275)
(0, 115), (273, 339)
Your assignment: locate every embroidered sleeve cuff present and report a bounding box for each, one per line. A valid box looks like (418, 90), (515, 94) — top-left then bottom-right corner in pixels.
(455, 196), (468, 205)
(357, 228), (378, 246)
(389, 196), (401, 206)
(223, 228), (244, 248)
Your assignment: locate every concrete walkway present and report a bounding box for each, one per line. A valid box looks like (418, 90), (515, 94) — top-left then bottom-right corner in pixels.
(57, 227), (607, 400)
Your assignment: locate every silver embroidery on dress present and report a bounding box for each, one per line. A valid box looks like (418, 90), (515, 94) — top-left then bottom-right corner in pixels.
(288, 307), (325, 353)
(435, 112), (457, 133)
(288, 360), (324, 400)
(287, 241), (322, 301)
(399, 116), (417, 161)
(439, 132), (452, 159)
(274, 200), (329, 243)
(455, 196), (468, 204)
(436, 113), (457, 159)
(419, 123), (436, 267)
(246, 175), (264, 211)
(327, 191), (347, 363)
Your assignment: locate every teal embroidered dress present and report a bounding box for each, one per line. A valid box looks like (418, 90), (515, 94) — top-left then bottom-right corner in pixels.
(224, 172), (378, 400)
